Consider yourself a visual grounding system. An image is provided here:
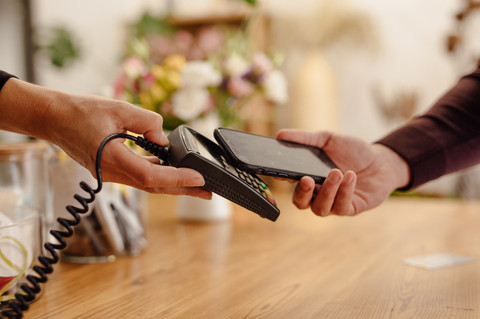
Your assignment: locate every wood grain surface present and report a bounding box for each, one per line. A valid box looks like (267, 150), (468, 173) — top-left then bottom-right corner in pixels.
(26, 193), (480, 318)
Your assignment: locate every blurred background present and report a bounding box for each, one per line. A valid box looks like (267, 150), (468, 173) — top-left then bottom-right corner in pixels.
(1, 0), (480, 197)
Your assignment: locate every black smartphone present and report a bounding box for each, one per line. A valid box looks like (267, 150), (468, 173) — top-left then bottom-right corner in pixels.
(214, 127), (338, 184)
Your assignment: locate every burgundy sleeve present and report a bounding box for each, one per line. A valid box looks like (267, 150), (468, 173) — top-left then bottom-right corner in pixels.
(376, 66), (480, 190)
(0, 70), (17, 92)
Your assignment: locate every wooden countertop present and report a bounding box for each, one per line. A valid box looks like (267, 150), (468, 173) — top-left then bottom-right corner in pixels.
(26, 193), (480, 318)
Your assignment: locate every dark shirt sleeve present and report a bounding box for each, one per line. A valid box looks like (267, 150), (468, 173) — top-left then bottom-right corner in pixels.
(376, 66), (480, 190)
(0, 70), (17, 92)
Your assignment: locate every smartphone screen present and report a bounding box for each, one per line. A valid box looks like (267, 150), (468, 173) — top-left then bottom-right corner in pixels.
(214, 128), (337, 183)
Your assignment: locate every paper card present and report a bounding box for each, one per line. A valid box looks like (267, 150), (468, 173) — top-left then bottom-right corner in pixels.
(403, 253), (474, 270)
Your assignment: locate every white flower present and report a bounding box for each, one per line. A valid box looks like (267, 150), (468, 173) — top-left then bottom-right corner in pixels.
(263, 70), (288, 104)
(224, 53), (250, 77)
(172, 88), (210, 121)
(180, 61), (222, 88)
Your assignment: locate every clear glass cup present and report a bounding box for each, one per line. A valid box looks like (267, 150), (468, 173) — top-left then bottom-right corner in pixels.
(0, 206), (42, 307)
(0, 140), (52, 308)
(0, 140), (53, 247)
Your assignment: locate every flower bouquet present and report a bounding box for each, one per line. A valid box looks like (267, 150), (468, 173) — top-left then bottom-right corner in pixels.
(113, 16), (287, 132)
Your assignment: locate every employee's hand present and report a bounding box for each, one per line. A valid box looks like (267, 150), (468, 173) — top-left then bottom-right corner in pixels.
(276, 129), (410, 216)
(0, 78), (211, 199)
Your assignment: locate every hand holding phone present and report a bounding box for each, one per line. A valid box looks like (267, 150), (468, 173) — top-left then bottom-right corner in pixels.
(214, 128), (338, 184)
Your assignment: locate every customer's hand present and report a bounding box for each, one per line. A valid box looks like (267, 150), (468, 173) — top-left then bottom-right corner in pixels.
(0, 78), (211, 199)
(276, 129), (410, 216)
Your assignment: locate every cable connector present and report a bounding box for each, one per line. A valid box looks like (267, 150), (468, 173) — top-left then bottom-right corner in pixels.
(134, 136), (169, 162)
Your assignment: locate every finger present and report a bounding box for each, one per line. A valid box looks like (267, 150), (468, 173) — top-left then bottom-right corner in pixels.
(146, 186), (213, 199)
(142, 155), (162, 165)
(99, 164), (212, 199)
(120, 103), (169, 145)
(292, 176), (316, 209)
(276, 129), (333, 148)
(311, 169), (343, 217)
(104, 142), (205, 188)
(100, 170), (211, 199)
(331, 170), (356, 215)
(274, 177), (297, 184)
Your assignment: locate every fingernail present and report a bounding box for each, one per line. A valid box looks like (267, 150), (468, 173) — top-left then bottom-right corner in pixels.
(300, 181), (312, 192)
(329, 171), (341, 184)
(344, 173), (354, 184)
(195, 175), (206, 186)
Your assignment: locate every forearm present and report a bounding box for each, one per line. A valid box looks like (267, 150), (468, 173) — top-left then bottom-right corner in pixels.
(377, 66), (480, 190)
(0, 77), (69, 142)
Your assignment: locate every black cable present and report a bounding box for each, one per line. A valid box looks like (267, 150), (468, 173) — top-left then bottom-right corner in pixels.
(0, 133), (168, 318)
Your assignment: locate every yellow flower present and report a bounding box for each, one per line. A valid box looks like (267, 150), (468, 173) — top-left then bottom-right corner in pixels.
(139, 91), (154, 111)
(165, 71), (182, 90)
(150, 83), (167, 101)
(158, 70), (182, 92)
(163, 55), (186, 71)
(151, 65), (166, 80)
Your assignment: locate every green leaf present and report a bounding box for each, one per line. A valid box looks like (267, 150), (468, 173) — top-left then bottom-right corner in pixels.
(38, 27), (81, 69)
(131, 13), (176, 38)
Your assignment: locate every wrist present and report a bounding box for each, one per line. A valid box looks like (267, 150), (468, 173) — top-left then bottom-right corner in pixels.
(372, 143), (411, 190)
(0, 78), (66, 141)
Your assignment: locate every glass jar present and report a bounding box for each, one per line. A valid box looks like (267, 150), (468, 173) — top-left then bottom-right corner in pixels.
(0, 141), (52, 245)
(0, 206), (42, 306)
(0, 140), (52, 306)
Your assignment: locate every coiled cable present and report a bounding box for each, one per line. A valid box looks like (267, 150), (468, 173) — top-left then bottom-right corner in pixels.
(0, 133), (168, 318)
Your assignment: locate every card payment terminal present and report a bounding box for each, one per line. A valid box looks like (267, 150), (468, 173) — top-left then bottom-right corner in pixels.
(167, 125), (280, 221)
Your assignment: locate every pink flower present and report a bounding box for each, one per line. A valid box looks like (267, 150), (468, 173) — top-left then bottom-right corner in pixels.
(186, 44), (206, 61)
(160, 100), (173, 115)
(113, 72), (127, 99)
(133, 79), (142, 94)
(252, 52), (273, 76)
(227, 76), (255, 98)
(173, 30), (195, 57)
(122, 56), (148, 78)
(197, 27), (224, 55)
(148, 35), (173, 63)
(142, 72), (155, 88)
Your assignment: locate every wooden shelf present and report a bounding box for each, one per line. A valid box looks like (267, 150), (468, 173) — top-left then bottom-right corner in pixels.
(166, 14), (248, 27)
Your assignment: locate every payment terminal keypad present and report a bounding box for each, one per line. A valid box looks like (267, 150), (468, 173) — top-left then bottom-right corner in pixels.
(219, 155), (276, 206)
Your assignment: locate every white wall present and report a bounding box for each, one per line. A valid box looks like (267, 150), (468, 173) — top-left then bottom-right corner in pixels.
(0, 0), (28, 77)
(333, 0), (464, 140)
(31, 0), (167, 95)
(264, 0), (467, 141)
